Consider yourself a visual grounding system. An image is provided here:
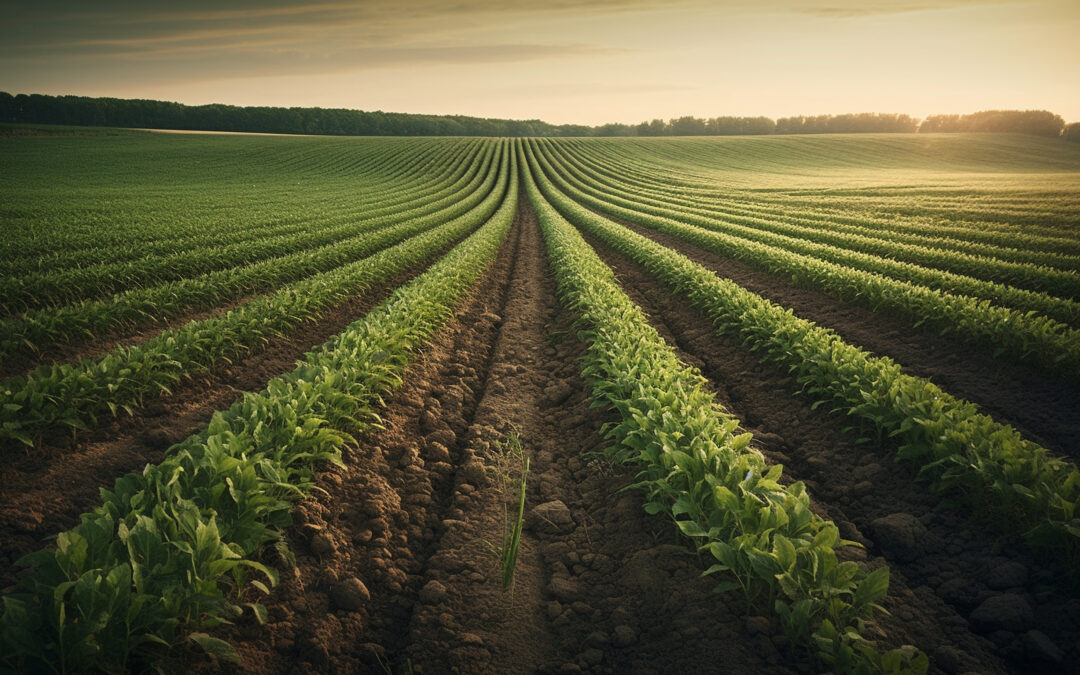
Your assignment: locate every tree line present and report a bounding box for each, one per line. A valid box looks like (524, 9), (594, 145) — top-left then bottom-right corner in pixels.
(0, 92), (1074, 139)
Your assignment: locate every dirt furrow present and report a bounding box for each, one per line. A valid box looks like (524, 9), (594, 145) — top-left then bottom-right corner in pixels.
(0, 255), (449, 592)
(615, 219), (1080, 459)
(189, 201), (529, 673)
(199, 200), (801, 674)
(589, 233), (1080, 674)
(400, 199), (799, 674)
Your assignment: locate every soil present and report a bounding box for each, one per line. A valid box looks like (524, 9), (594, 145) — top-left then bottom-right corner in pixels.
(0, 253), (450, 592)
(4, 197), (1078, 675)
(614, 219), (1080, 460)
(587, 231), (1080, 675)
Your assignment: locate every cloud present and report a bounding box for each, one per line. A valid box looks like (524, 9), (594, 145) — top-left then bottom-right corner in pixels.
(3, 41), (630, 88)
(0, 0), (663, 64)
(787, 0), (1016, 18)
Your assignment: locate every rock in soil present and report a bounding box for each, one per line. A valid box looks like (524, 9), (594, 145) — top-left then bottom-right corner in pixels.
(332, 577), (371, 612)
(870, 512), (927, 562)
(1023, 629), (1064, 664)
(530, 499), (575, 534)
(969, 593), (1034, 633)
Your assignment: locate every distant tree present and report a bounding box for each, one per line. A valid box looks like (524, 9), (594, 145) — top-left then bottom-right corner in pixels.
(706, 116), (776, 135)
(1063, 122), (1080, 142)
(775, 113), (916, 134)
(669, 116), (706, 135)
(595, 123), (633, 136)
(634, 119), (668, 136)
(919, 110), (1064, 137)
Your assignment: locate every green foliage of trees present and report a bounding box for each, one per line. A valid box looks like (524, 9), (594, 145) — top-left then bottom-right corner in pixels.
(776, 113), (918, 134)
(4, 91), (1072, 138)
(920, 110), (1066, 136)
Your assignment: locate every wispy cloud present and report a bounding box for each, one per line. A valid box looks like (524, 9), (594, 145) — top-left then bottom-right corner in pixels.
(788, 0), (1016, 18)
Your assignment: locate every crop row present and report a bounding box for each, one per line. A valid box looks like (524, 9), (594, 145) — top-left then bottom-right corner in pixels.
(522, 144), (925, 674)
(550, 138), (1080, 272)
(0, 142), (494, 313)
(0, 142), (500, 363)
(0, 136), (465, 263)
(528, 141), (1080, 380)
(1, 138), (481, 277)
(536, 141), (1080, 318)
(0, 144), (519, 673)
(557, 138), (1080, 256)
(524, 142), (1080, 570)
(0, 142), (510, 449)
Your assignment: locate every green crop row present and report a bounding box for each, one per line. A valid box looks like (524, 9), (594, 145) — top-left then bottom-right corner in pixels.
(0, 144), (519, 674)
(522, 143), (925, 675)
(0, 142), (493, 314)
(536, 141), (1080, 322)
(548, 138), (1080, 273)
(0, 141), (499, 363)
(0, 136), (461, 264)
(1, 138), (478, 277)
(0, 142), (510, 449)
(526, 142), (1080, 569)
(528, 141), (1080, 381)
(554, 138), (1080, 267)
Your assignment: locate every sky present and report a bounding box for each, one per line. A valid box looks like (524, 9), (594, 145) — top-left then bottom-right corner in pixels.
(1, 0), (1078, 125)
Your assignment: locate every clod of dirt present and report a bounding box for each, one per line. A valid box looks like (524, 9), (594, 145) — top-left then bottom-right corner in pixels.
(459, 460), (487, 486)
(745, 616), (771, 636)
(937, 577), (983, 609)
(530, 500), (574, 534)
(549, 575), (582, 602)
(419, 580), (448, 604)
(933, 644), (972, 674)
(310, 532), (336, 557)
(581, 648), (604, 666)
(332, 577), (371, 612)
(870, 512), (928, 562)
(419, 408), (442, 434)
(425, 427), (456, 448)
(140, 401), (168, 417)
(541, 381), (574, 407)
(985, 560), (1028, 590)
(612, 625), (637, 647)
(141, 428), (173, 450)
(1024, 629), (1065, 663)
(424, 440), (451, 463)
(969, 593), (1034, 633)
(755, 431), (787, 451)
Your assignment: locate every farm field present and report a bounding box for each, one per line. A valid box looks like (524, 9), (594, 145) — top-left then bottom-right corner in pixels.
(1, 127), (1079, 674)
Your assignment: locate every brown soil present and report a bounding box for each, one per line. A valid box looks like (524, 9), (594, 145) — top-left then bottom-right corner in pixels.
(616, 220), (1080, 459)
(188, 199), (801, 674)
(0, 255), (449, 592)
(588, 231), (1080, 674)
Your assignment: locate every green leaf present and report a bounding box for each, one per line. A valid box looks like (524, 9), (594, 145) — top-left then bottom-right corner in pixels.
(245, 603), (269, 624)
(773, 534), (797, 571)
(853, 567), (890, 608)
(188, 633), (243, 664)
(676, 519), (707, 538)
